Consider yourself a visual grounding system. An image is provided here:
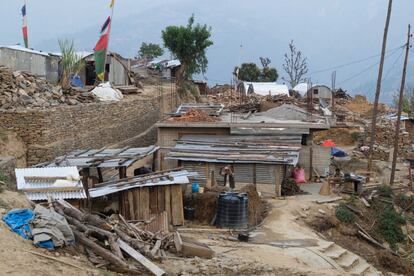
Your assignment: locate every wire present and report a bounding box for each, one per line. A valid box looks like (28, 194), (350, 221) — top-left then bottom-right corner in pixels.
(309, 44), (404, 75)
(336, 47), (403, 86)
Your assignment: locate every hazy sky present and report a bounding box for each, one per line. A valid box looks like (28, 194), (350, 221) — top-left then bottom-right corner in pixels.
(1, 0), (413, 102)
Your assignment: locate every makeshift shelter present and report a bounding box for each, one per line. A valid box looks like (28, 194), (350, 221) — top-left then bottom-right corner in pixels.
(306, 85), (333, 106)
(0, 45), (60, 83)
(167, 135), (301, 196)
(237, 81), (289, 96)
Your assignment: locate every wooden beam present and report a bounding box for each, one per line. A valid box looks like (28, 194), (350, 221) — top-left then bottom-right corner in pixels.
(171, 185), (184, 226)
(118, 239), (166, 276)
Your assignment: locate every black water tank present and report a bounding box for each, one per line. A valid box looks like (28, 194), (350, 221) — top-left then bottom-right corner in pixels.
(216, 192), (248, 229)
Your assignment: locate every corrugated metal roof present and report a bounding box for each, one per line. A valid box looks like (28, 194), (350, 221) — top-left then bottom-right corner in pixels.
(167, 135), (300, 165)
(89, 169), (191, 198)
(0, 45), (50, 57)
(15, 166), (86, 201)
(174, 103), (224, 116)
(39, 146), (159, 168)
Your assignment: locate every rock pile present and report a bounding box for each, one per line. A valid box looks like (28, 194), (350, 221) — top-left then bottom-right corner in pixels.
(0, 66), (97, 110)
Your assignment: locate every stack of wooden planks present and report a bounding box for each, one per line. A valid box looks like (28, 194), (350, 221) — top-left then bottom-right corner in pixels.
(119, 184), (184, 226)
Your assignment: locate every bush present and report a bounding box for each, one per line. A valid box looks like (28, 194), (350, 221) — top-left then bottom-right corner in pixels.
(378, 185), (394, 198)
(376, 206), (406, 247)
(336, 203), (355, 224)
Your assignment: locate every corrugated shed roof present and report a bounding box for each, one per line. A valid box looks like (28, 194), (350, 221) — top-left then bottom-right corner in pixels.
(0, 45), (50, 57)
(89, 169), (191, 197)
(167, 135), (300, 165)
(15, 166), (86, 201)
(39, 146), (159, 168)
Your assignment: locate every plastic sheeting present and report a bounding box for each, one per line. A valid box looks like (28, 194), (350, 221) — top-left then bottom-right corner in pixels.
(91, 82), (123, 101)
(2, 209), (34, 239)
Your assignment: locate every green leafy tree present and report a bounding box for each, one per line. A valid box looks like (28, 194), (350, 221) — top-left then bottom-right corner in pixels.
(235, 58), (278, 82)
(235, 63), (261, 82)
(137, 42), (164, 62)
(162, 15), (213, 84)
(261, 67), (278, 82)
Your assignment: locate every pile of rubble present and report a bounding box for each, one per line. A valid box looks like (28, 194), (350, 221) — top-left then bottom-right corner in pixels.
(0, 66), (97, 110)
(169, 108), (220, 123)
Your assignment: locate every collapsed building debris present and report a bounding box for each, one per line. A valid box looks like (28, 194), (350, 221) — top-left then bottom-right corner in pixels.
(0, 66), (97, 109)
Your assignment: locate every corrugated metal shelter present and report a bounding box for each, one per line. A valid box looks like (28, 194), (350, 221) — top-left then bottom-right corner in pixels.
(90, 169), (189, 225)
(0, 45), (59, 83)
(80, 51), (130, 86)
(237, 81), (289, 96)
(306, 85), (333, 106)
(167, 135), (301, 196)
(15, 166), (86, 201)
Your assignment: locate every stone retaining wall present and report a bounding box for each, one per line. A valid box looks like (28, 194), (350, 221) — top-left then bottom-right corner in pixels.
(0, 92), (177, 165)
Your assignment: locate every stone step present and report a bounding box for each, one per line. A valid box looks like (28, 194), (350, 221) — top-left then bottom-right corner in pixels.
(317, 241), (335, 252)
(349, 262), (371, 275)
(337, 253), (360, 270)
(326, 248), (347, 259)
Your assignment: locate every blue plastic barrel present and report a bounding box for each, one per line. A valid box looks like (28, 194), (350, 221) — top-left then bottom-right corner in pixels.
(191, 182), (199, 193)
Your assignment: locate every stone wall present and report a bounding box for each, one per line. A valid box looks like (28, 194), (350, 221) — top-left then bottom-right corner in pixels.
(0, 92), (177, 165)
(0, 156), (16, 189)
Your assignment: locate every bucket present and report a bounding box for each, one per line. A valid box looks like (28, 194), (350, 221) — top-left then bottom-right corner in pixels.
(192, 182), (199, 193)
(184, 207), (195, 220)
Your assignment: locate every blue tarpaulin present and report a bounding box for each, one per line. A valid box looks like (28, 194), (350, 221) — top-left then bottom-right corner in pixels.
(2, 209), (34, 239)
(331, 147), (347, 158)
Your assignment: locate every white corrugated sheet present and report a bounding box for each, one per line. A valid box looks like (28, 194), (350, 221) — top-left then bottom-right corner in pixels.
(15, 166), (86, 201)
(292, 83), (309, 96)
(244, 82), (289, 96)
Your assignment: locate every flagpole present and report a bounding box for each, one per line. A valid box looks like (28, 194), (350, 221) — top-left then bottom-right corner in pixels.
(23, 0), (29, 48)
(103, 1), (115, 83)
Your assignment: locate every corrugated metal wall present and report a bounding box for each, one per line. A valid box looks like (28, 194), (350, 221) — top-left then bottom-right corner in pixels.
(182, 161), (283, 186)
(0, 48), (47, 78)
(299, 145), (331, 178)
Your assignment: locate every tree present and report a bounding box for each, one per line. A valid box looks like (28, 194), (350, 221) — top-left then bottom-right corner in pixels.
(282, 40), (308, 88)
(162, 15), (213, 84)
(261, 67), (278, 82)
(58, 39), (84, 89)
(393, 88), (414, 117)
(235, 63), (261, 82)
(235, 58), (278, 82)
(260, 57), (271, 68)
(137, 42), (164, 62)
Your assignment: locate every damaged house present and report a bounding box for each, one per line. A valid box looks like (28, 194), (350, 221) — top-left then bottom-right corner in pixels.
(156, 103), (331, 196)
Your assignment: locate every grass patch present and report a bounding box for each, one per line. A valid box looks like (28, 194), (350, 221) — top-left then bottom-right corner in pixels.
(377, 185), (394, 198)
(335, 203), (355, 224)
(375, 205), (405, 248)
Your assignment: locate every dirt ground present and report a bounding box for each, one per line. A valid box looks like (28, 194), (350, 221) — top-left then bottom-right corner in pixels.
(0, 190), (113, 276)
(313, 127), (361, 146)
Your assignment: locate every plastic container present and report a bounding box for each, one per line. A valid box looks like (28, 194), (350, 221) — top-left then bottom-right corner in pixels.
(184, 207), (195, 220)
(215, 192), (248, 229)
(191, 182), (199, 193)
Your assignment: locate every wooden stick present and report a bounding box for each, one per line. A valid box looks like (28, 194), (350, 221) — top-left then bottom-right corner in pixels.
(25, 250), (89, 271)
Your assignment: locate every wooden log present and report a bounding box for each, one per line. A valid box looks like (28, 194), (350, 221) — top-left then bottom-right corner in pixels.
(72, 229), (130, 269)
(84, 225), (124, 260)
(170, 185), (184, 226)
(58, 204), (111, 230)
(113, 227), (149, 255)
(118, 239), (166, 276)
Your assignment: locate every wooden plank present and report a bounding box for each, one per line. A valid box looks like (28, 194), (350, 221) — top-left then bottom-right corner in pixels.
(149, 187), (158, 214)
(157, 186), (165, 213)
(118, 239), (166, 276)
(140, 187), (150, 219)
(133, 188), (141, 220)
(164, 186), (172, 223)
(170, 185), (184, 226)
(128, 190), (135, 220)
